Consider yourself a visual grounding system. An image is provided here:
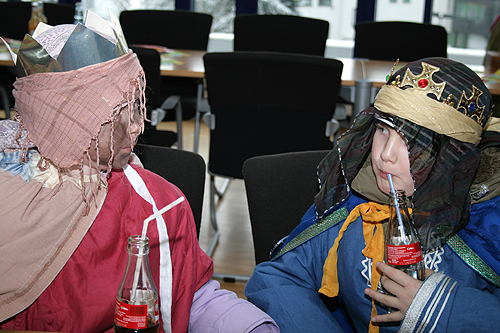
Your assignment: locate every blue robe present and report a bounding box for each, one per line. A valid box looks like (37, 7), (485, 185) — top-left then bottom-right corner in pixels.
(245, 192), (500, 332)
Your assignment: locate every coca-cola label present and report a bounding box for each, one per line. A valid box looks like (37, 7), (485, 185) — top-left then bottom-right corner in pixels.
(114, 299), (148, 329)
(386, 242), (423, 265)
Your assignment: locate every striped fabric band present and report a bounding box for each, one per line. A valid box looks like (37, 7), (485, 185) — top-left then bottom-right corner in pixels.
(374, 85), (483, 145)
(400, 273), (456, 333)
(273, 207), (348, 260)
(123, 164), (173, 333)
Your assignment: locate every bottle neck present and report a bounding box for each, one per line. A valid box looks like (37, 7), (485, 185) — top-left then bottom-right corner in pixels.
(389, 190), (407, 207)
(127, 235), (150, 256)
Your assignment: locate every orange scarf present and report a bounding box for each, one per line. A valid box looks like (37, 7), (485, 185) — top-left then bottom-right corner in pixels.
(319, 202), (391, 333)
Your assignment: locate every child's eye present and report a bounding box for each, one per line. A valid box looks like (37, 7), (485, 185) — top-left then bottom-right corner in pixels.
(375, 124), (389, 134)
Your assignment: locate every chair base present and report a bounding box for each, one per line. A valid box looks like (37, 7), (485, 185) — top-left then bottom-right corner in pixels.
(205, 229), (220, 258)
(211, 272), (250, 282)
(204, 175), (231, 257)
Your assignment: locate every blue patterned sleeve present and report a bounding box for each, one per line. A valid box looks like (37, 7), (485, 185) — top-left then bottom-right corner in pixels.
(245, 240), (345, 332)
(400, 272), (500, 332)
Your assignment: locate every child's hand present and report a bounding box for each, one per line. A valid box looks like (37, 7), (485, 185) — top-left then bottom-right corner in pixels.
(364, 261), (433, 323)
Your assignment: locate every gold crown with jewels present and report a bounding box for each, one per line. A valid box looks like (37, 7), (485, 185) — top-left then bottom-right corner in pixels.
(387, 61), (488, 126)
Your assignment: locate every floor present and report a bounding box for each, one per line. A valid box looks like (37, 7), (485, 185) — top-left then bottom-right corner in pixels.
(158, 118), (253, 298)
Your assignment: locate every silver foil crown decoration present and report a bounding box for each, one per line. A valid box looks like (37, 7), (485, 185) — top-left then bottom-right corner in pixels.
(15, 10), (128, 78)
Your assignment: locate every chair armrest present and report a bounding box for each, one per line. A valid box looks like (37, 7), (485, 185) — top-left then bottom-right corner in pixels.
(325, 119), (339, 137)
(160, 95), (181, 110)
(203, 112), (216, 130)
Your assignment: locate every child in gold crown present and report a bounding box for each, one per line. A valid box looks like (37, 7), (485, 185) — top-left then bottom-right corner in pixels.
(246, 57), (500, 332)
(0, 17), (278, 333)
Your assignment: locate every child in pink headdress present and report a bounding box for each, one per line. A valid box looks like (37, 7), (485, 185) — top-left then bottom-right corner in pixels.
(0, 16), (278, 333)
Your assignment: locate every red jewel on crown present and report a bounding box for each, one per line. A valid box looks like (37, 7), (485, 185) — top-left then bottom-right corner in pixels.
(399, 62), (446, 100)
(418, 79), (428, 88)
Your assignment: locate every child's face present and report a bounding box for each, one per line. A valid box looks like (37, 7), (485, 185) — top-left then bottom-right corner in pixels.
(371, 123), (414, 196)
(88, 102), (142, 170)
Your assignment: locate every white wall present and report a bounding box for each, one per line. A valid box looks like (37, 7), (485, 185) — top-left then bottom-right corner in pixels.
(375, 0), (425, 22)
(297, 0), (357, 40)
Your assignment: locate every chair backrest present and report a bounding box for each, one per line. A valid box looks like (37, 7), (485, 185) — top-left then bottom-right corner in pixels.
(119, 10), (213, 50)
(353, 21), (448, 61)
(233, 14), (329, 56)
(0, 1), (32, 41)
(43, 3), (75, 26)
(133, 144), (206, 237)
(130, 46), (161, 111)
(130, 47), (177, 147)
(203, 51), (343, 179)
(243, 150), (330, 264)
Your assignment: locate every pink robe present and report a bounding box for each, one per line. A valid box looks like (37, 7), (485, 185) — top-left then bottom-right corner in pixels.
(1, 164), (213, 332)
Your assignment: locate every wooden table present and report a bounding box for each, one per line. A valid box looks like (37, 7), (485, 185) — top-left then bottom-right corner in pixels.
(160, 49), (205, 78)
(2, 48), (499, 93)
(0, 47), (206, 77)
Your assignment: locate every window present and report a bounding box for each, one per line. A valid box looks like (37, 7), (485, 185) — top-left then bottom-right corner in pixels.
(84, 0), (174, 21)
(432, 0), (500, 50)
(83, 0), (496, 66)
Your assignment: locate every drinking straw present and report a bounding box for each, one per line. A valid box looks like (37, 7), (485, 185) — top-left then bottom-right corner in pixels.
(387, 174), (407, 239)
(140, 197), (185, 241)
(131, 196), (185, 303)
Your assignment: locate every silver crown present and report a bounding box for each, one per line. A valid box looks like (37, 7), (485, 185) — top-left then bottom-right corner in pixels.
(14, 11), (128, 78)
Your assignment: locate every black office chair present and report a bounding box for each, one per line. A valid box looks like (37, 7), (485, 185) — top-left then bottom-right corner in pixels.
(133, 144), (206, 237)
(233, 15), (346, 132)
(233, 14), (329, 57)
(353, 21), (448, 61)
(202, 51), (343, 256)
(120, 10), (213, 143)
(0, 1), (32, 41)
(43, 3), (75, 26)
(243, 150), (330, 264)
(0, 1), (31, 116)
(120, 10), (213, 51)
(130, 46), (177, 148)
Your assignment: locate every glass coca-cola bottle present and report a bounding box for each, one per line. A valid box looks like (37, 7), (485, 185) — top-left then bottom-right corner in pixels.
(384, 190), (425, 281)
(114, 236), (159, 333)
